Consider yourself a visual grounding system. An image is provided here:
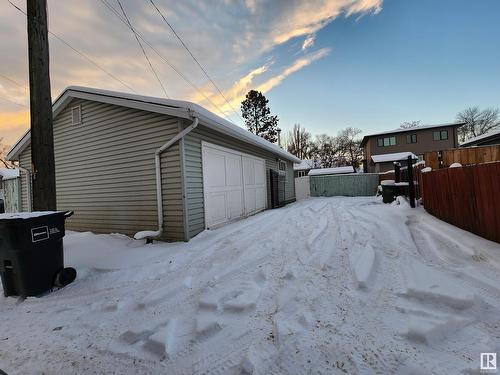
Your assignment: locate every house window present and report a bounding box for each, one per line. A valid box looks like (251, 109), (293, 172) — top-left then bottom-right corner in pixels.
(433, 130), (448, 141)
(406, 134), (417, 143)
(71, 105), (81, 125)
(297, 170), (306, 177)
(378, 136), (396, 147)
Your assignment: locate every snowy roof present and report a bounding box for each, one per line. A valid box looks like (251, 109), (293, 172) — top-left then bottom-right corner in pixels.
(293, 159), (314, 171)
(371, 152), (418, 163)
(0, 168), (20, 180)
(360, 122), (465, 146)
(460, 128), (500, 147)
(7, 86), (301, 163)
(308, 166), (355, 176)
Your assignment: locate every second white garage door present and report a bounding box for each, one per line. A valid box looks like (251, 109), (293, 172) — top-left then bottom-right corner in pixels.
(202, 142), (267, 228)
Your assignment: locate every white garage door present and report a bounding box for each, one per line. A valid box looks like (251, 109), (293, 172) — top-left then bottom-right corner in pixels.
(202, 142), (267, 228)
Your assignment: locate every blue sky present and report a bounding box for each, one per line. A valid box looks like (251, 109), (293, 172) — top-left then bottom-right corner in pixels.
(1, 0), (499, 145)
(270, 0), (500, 136)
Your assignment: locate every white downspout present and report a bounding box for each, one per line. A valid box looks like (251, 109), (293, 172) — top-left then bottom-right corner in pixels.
(134, 116), (199, 241)
(17, 166), (32, 212)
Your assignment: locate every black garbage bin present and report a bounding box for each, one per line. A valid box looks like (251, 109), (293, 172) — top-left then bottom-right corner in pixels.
(0, 211), (73, 297)
(381, 180), (396, 204)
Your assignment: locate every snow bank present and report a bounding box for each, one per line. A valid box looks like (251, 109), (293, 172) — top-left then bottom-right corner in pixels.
(307, 166), (354, 176)
(0, 211), (60, 219)
(421, 167), (432, 173)
(371, 152), (418, 163)
(449, 162), (462, 168)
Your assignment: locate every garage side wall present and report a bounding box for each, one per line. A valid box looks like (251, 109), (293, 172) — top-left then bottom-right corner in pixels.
(17, 99), (185, 241)
(182, 121), (295, 239)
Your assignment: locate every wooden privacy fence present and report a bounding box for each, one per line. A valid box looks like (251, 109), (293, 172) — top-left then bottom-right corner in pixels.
(310, 173), (379, 197)
(424, 144), (500, 170)
(421, 161), (500, 243)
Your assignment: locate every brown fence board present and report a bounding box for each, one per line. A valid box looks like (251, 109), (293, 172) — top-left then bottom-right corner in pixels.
(424, 145), (500, 170)
(422, 161), (500, 243)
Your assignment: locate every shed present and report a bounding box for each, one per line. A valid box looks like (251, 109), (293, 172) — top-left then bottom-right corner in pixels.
(6, 86), (300, 241)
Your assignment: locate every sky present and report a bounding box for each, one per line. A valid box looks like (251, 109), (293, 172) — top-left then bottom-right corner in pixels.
(1, 0), (499, 147)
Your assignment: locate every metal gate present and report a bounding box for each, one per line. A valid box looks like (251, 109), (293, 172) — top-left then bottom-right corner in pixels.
(269, 169), (285, 208)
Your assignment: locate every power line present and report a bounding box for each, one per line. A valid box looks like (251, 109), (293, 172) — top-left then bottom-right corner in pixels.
(0, 94), (28, 108)
(6, 0), (137, 94)
(115, 0), (169, 98)
(0, 73), (27, 91)
(148, 0), (244, 124)
(99, 0), (235, 121)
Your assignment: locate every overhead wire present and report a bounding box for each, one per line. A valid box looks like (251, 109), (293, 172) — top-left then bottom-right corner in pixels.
(99, 0), (236, 121)
(6, 0), (138, 94)
(148, 0), (244, 124)
(115, 0), (169, 98)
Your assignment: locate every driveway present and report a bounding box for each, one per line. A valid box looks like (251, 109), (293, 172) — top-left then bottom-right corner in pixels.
(1, 197), (500, 374)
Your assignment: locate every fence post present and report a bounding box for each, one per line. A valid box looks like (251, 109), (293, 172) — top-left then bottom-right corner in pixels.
(407, 156), (415, 208)
(394, 162), (401, 183)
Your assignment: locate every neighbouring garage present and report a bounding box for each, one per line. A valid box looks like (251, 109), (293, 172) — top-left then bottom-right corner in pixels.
(202, 142), (267, 228)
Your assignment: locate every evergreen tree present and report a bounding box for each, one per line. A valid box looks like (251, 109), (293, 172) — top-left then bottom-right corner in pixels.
(241, 90), (280, 143)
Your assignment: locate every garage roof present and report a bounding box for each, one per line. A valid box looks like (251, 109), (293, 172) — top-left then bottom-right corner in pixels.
(7, 86), (301, 163)
(371, 152), (418, 163)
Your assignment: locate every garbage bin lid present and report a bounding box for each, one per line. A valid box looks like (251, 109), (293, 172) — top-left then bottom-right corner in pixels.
(380, 180), (395, 186)
(0, 211), (63, 221)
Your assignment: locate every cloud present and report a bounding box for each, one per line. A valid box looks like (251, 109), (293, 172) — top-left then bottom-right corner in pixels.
(256, 48), (331, 93)
(302, 34), (316, 51)
(190, 48), (331, 119)
(0, 0), (383, 140)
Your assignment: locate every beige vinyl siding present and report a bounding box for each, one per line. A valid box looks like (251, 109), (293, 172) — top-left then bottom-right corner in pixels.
(19, 98), (185, 241)
(182, 120), (295, 239)
(19, 145), (32, 212)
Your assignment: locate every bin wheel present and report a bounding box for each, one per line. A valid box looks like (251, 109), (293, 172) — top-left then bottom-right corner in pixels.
(54, 267), (77, 288)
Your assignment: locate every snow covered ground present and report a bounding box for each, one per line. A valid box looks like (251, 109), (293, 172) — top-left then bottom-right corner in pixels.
(1, 197), (500, 374)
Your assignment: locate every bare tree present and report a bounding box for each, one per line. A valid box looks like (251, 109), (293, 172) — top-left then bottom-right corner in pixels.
(400, 120), (421, 129)
(0, 138), (13, 169)
(285, 124), (313, 160)
(457, 107), (500, 142)
(336, 127), (363, 169)
(310, 134), (343, 168)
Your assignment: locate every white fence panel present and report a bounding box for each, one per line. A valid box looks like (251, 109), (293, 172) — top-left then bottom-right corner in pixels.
(295, 176), (310, 200)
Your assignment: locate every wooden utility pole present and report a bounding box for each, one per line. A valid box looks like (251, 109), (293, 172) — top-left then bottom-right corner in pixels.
(27, 0), (56, 211)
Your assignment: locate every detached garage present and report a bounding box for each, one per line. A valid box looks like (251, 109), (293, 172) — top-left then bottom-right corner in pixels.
(6, 87), (300, 242)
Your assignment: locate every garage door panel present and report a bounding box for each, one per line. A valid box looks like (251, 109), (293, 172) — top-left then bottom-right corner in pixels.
(204, 151), (226, 188)
(225, 156), (243, 187)
(227, 190), (244, 218)
(243, 158), (255, 185)
(256, 188), (266, 210)
(244, 188), (257, 213)
(202, 142), (267, 228)
(206, 192), (227, 225)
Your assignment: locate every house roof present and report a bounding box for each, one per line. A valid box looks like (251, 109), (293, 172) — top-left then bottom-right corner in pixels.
(293, 159), (314, 171)
(360, 122), (465, 147)
(308, 166), (355, 176)
(7, 86), (301, 163)
(460, 128), (500, 147)
(0, 168), (20, 180)
(371, 152), (418, 163)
